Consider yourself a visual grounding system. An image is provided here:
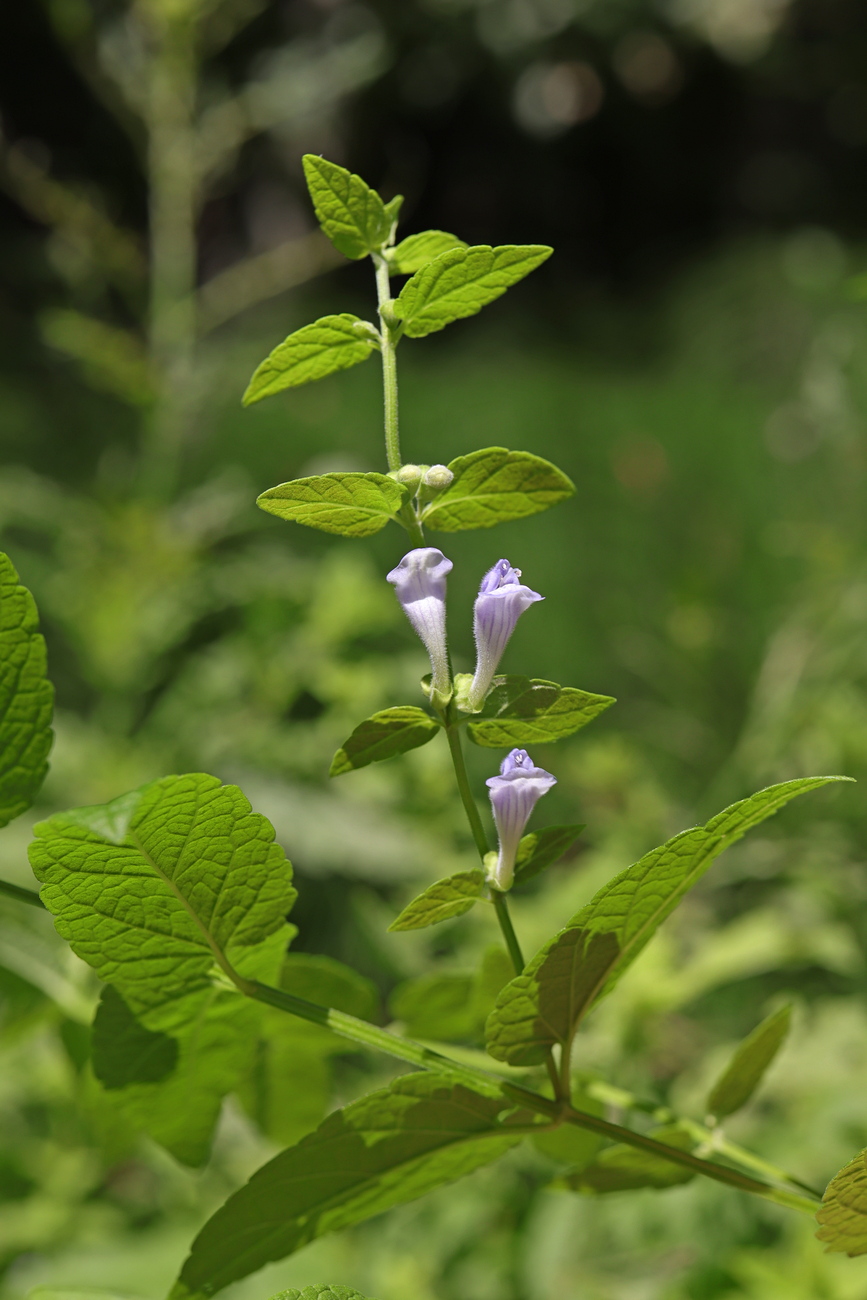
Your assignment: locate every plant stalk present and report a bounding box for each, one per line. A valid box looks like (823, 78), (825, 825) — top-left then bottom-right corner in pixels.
(373, 252), (401, 472)
(0, 878), (45, 909)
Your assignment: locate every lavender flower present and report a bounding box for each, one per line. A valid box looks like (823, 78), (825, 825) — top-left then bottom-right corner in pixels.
(466, 559), (543, 711)
(387, 547), (453, 700)
(486, 748), (556, 891)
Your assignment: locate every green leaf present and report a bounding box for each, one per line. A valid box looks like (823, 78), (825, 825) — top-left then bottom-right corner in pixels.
(242, 315), (378, 406)
(514, 824), (585, 887)
(29, 773), (297, 1028)
(532, 1086), (604, 1170)
(92, 985), (178, 1087)
(390, 973), (476, 1041)
(383, 194), (404, 230)
(257, 472), (407, 538)
(268, 1288), (378, 1300)
(171, 1074), (522, 1300)
(330, 706), (440, 777)
(422, 448), (575, 533)
(302, 155), (391, 259)
(467, 676), (614, 747)
(486, 777), (849, 1066)
(565, 1123), (696, 1193)
(388, 231), (467, 275)
(816, 1149), (867, 1256)
(0, 551), (54, 827)
(706, 1004), (792, 1120)
(393, 244), (552, 338)
(388, 869), (486, 931)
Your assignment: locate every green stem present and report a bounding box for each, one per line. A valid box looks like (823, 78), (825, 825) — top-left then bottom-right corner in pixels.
(445, 723), (489, 859)
(0, 878), (45, 909)
(491, 889), (525, 973)
(373, 253), (401, 472)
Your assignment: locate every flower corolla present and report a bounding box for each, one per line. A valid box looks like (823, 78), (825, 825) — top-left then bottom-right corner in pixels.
(486, 747), (556, 891)
(467, 559), (543, 711)
(386, 547), (453, 700)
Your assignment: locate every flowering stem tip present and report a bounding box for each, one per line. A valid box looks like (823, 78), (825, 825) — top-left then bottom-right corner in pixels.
(387, 547), (453, 701)
(486, 748), (556, 891)
(467, 559), (543, 712)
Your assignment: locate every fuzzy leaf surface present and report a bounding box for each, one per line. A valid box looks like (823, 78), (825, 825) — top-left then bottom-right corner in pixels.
(816, 1150), (867, 1255)
(302, 156), (391, 259)
(565, 1124), (696, 1193)
(257, 473), (407, 538)
(706, 1004), (792, 1119)
(171, 1074), (521, 1300)
(330, 706), (440, 776)
(486, 778), (848, 1065)
(388, 231), (467, 275)
(422, 448), (574, 532)
(0, 551), (54, 827)
(513, 825), (585, 887)
(467, 675), (614, 747)
(393, 245), (551, 338)
(389, 869), (486, 931)
(242, 315), (377, 406)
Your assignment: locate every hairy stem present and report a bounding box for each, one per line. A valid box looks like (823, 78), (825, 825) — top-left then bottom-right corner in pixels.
(445, 723), (490, 859)
(373, 252), (401, 471)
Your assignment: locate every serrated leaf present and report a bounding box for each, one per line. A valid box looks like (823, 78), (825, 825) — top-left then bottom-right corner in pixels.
(171, 1074), (521, 1300)
(565, 1123), (696, 1193)
(330, 706), (440, 777)
(514, 824), (585, 887)
(388, 231), (467, 275)
(816, 1149), (867, 1256)
(29, 773), (297, 1029)
(302, 155), (391, 259)
(467, 675), (614, 747)
(486, 778), (849, 1066)
(422, 448), (575, 532)
(242, 315), (377, 406)
(393, 244), (551, 338)
(389, 869), (486, 931)
(92, 985), (178, 1088)
(0, 552), (54, 827)
(257, 472), (407, 538)
(706, 1004), (792, 1120)
(269, 1288), (377, 1300)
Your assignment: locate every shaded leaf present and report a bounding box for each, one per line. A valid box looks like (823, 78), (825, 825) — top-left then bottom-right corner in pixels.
(514, 825), (585, 887)
(257, 472), (407, 538)
(422, 448), (574, 533)
(816, 1149), (867, 1256)
(92, 985), (178, 1088)
(389, 869), (486, 931)
(388, 231), (467, 275)
(242, 315), (377, 406)
(706, 1004), (792, 1119)
(486, 778), (848, 1066)
(330, 706), (440, 777)
(565, 1123), (696, 1193)
(302, 156), (391, 259)
(532, 1087), (604, 1170)
(393, 245), (552, 338)
(467, 675), (614, 747)
(0, 551), (54, 827)
(171, 1074), (521, 1300)
(390, 973), (476, 1041)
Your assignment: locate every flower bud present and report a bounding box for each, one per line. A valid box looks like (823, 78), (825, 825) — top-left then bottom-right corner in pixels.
(466, 559), (543, 711)
(422, 464), (454, 491)
(396, 464), (423, 491)
(486, 748), (556, 891)
(386, 548), (453, 701)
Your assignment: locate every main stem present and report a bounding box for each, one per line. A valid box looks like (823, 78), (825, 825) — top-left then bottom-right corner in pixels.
(373, 253), (401, 473)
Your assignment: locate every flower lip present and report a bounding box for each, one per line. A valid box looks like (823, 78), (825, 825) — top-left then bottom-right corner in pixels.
(478, 558), (524, 594)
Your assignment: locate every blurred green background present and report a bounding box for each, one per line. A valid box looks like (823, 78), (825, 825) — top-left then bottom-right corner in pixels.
(2, 1), (867, 1297)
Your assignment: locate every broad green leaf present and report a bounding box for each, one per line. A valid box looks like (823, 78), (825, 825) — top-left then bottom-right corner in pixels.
(422, 448), (575, 533)
(269, 1289), (377, 1300)
(706, 1004), (792, 1120)
(92, 985), (178, 1087)
(242, 315), (377, 406)
(330, 706), (440, 777)
(29, 773), (296, 1029)
(388, 869), (486, 931)
(514, 825), (585, 887)
(486, 778), (849, 1066)
(171, 1074), (522, 1300)
(0, 551), (54, 827)
(257, 472), (407, 538)
(565, 1123), (696, 1193)
(393, 245), (552, 338)
(388, 231), (467, 275)
(467, 675), (614, 747)
(302, 155), (391, 259)
(816, 1149), (867, 1256)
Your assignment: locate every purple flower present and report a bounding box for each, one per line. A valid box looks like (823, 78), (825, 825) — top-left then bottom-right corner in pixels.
(466, 559), (543, 711)
(486, 748), (556, 891)
(387, 548), (453, 700)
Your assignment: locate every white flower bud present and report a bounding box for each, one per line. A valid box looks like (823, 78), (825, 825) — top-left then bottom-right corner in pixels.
(422, 465), (454, 491)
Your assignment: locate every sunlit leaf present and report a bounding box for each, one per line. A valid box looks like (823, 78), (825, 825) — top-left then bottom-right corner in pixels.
(422, 448), (574, 532)
(0, 551), (54, 827)
(388, 231), (467, 275)
(302, 156), (391, 259)
(467, 675), (613, 747)
(389, 869), (486, 931)
(816, 1149), (867, 1256)
(242, 315), (378, 406)
(257, 472), (407, 538)
(330, 706), (440, 776)
(393, 245), (552, 338)
(706, 1004), (792, 1120)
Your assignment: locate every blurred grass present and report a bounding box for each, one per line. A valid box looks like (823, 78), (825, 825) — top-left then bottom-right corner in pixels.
(1, 231), (867, 1299)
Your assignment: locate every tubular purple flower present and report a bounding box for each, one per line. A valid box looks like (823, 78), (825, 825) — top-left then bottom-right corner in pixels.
(467, 559), (543, 711)
(486, 748), (556, 891)
(387, 547), (453, 699)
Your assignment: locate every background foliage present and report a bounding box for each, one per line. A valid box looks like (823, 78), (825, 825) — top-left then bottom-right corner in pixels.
(2, 1), (867, 1297)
